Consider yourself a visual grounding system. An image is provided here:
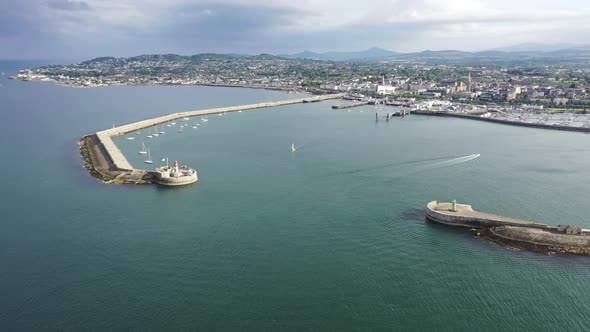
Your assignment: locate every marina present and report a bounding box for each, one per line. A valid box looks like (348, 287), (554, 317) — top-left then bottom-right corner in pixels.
(82, 93), (343, 185)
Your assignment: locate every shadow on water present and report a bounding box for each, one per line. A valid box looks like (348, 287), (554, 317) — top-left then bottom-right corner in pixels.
(399, 208), (428, 224)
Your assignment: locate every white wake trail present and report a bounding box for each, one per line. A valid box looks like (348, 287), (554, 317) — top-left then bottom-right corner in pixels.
(418, 154), (480, 171)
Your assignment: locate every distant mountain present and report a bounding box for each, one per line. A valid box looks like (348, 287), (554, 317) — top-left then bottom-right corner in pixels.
(277, 45), (590, 65)
(282, 47), (398, 62)
(75, 47), (590, 68)
(488, 43), (583, 53)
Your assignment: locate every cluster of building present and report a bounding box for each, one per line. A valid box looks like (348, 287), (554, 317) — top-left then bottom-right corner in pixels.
(11, 55), (590, 111)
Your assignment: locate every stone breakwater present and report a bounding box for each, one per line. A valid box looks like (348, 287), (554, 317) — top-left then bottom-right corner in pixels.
(413, 111), (590, 133)
(426, 201), (590, 256)
(81, 94), (344, 184)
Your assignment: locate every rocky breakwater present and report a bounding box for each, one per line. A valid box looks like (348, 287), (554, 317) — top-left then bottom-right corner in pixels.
(79, 134), (151, 184)
(426, 201), (590, 256)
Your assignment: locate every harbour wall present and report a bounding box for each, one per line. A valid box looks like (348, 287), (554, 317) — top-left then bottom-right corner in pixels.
(413, 111), (590, 133)
(92, 93), (344, 173)
(426, 201), (590, 256)
(332, 101), (369, 109)
(425, 201), (553, 230)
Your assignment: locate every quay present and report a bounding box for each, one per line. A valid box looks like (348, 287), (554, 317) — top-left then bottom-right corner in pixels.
(426, 201), (590, 255)
(413, 111), (590, 133)
(332, 101), (369, 109)
(81, 93), (344, 184)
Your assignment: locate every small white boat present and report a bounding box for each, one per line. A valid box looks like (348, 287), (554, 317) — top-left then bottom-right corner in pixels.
(291, 143), (296, 152)
(127, 137), (135, 140)
(218, 113), (223, 117)
(144, 148), (153, 164)
(146, 135), (153, 138)
(238, 110), (243, 113)
(135, 131), (141, 135)
(171, 122), (176, 125)
(183, 117), (190, 121)
(139, 142), (148, 155)
(201, 118), (208, 123)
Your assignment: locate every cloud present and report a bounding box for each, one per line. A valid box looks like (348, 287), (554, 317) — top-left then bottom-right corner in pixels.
(47, 0), (89, 11)
(1, 0), (590, 59)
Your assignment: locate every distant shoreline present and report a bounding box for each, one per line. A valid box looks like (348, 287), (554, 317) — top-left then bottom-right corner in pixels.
(10, 76), (316, 94)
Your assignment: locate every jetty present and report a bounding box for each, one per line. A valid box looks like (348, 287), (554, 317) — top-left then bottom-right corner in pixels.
(332, 101), (369, 109)
(81, 93), (343, 184)
(426, 201), (590, 255)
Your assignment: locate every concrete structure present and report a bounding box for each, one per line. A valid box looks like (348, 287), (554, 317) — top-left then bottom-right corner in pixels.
(153, 160), (198, 186)
(426, 201), (551, 230)
(426, 201), (590, 256)
(88, 93), (344, 183)
(332, 101), (369, 109)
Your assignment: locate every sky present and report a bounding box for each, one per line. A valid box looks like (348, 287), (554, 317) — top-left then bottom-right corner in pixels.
(1, 0), (590, 60)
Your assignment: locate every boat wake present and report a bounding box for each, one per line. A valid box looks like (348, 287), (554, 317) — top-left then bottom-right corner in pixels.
(343, 155), (467, 175)
(415, 154), (480, 171)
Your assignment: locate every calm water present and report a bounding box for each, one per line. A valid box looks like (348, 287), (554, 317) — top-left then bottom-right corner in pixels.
(2, 61), (590, 331)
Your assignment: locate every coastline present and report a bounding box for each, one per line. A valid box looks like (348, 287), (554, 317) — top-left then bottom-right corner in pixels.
(11, 76), (314, 94)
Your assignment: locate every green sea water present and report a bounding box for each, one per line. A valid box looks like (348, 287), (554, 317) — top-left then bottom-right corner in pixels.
(2, 61), (590, 331)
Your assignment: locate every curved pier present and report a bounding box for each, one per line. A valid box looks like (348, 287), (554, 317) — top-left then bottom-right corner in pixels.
(426, 201), (551, 230)
(83, 93), (344, 184)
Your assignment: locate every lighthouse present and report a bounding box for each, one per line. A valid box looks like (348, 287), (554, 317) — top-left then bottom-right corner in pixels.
(174, 160), (179, 174)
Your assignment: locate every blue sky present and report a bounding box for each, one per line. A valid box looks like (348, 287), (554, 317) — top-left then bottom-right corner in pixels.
(1, 0), (589, 59)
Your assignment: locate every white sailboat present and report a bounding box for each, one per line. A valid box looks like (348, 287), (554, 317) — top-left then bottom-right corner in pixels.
(144, 148), (153, 164)
(159, 125), (165, 134)
(152, 127), (159, 137)
(139, 142), (147, 155)
(126, 136), (135, 140)
(291, 143), (296, 152)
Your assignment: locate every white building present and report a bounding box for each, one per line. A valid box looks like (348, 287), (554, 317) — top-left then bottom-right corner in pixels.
(375, 85), (397, 95)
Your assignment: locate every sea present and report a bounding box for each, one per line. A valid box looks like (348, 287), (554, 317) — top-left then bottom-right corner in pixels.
(2, 61), (590, 330)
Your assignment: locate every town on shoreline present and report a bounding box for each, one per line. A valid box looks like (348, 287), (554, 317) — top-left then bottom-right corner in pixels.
(12, 53), (590, 130)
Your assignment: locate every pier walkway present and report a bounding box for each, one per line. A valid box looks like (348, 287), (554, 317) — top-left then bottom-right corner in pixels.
(426, 201), (552, 230)
(93, 93), (343, 171)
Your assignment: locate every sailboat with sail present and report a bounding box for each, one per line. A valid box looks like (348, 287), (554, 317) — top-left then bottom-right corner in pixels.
(138, 142), (147, 155)
(291, 143), (296, 152)
(144, 148), (153, 164)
